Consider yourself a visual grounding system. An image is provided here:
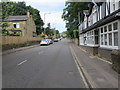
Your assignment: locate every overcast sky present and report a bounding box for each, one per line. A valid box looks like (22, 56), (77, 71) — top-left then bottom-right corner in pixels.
(11, 0), (67, 33)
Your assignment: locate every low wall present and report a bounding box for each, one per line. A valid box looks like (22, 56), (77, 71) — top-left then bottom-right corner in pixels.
(98, 48), (112, 62)
(72, 38), (79, 46)
(79, 45), (112, 61)
(1, 36), (42, 45)
(111, 50), (120, 74)
(79, 45), (98, 55)
(1, 36), (43, 51)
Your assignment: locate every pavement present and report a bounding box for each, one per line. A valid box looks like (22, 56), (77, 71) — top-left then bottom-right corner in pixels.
(70, 42), (119, 88)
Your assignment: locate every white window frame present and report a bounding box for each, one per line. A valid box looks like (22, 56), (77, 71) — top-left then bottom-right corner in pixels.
(13, 23), (20, 28)
(80, 29), (99, 47)
(99, 20), (119, 49)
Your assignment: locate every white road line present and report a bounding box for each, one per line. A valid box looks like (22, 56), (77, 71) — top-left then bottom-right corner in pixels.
(38, 51), (43, 55)
(70, 46), (89, 88)
(17, 60), (27, 66)
(97, 57), (112, 64)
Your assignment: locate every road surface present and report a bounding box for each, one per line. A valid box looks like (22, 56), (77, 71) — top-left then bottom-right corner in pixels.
(3, 39), (86, 88)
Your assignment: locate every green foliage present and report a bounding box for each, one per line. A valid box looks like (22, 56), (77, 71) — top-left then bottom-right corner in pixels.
(62, 2), (89, 38)
(2, 22), (9, 29)
(41, 34), (45, 38)
(1, 1), (44, 35)
(73, 30), (79, 38)
(65, 30), (74, 39)
(2, 29), (9, 36)
(14, 32), (21, 36)
(45, 23), (58, 36)
(56, 30), (59, 34)
(56, 34), (60, 39)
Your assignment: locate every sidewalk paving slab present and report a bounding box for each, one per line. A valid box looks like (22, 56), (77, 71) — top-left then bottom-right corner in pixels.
(71, 43), (119, 88)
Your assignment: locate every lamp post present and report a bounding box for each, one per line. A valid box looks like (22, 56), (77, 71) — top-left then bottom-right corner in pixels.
(44, 13), (51, 35)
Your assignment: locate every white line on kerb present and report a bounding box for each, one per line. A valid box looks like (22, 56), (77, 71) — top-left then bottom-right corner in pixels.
(69, 46), (89, 88)
(17, 60), (27, 66)
(70, 45), (97, 88)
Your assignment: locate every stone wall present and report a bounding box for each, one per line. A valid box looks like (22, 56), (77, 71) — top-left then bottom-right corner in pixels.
(111, 50), (120, 74)
(79, 45), (98, 56)
(72, 38), (79, 46)
(1, 36), (42, 45)
(98, 48), (112, 62)
(1, 36), (43, 51)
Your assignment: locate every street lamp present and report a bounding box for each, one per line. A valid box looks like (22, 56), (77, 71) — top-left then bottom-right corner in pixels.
(44, 13), (51, 34)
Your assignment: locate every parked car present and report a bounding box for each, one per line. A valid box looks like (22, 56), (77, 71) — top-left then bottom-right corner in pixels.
(46, 39), (53, 44)
(53, 39), (59, 42)
(40, 39), (49, 46)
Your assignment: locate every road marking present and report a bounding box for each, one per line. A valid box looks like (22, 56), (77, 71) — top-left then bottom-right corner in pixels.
(77, 46), (87, 52)
(97, 57), (112, 64)
(17, 60), (27, 66)
(70, 45), (97, 89)
(38, 51), (43, 55)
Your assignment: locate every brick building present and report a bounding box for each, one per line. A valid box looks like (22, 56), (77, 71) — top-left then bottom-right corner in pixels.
(4, 12), (36, 37)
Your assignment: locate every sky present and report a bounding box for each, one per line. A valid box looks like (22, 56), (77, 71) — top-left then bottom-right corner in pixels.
(11, 0), (67, 33)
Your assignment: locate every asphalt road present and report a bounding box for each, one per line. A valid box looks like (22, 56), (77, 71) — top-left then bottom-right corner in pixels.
(2, 39), (86, 88)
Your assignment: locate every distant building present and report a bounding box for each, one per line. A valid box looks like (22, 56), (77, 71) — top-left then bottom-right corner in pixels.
(4, 12), (36, 37)
(79, 0), (120, 61)
(60, 32), (66, 37)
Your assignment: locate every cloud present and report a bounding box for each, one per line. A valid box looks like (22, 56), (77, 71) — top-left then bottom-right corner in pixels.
(41, 11), (66, 32)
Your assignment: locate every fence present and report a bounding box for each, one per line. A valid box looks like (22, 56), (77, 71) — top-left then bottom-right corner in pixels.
(1, 36), (43, 45)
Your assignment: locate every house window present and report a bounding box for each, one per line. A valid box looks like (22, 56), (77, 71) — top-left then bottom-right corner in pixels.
(95, 36), (98, 44)
(113, 22), (118, 30)
(113, 3), (115, 10)
(101, 27), (103, 33)
(104, 34), (107, 45)
(94, 29), (99, 44)
(101, 35), (103, 45)
(104, 26), (107, 32)
(119, 1), (120, 8)
(108, 24), (112, 31)
(13, 24), (16, 28)
(13, 23), (20, 28)
(83, 29), (99, 46)
(100, 21), (118, 49)
(113, 0), (115, 11)
(109, 33), (112, 45)
(114, 32), (118, 46)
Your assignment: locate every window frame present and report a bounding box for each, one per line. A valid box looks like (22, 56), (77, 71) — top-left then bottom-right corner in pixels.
(13, 23), (20, 28)
(99, 20), (119, 49)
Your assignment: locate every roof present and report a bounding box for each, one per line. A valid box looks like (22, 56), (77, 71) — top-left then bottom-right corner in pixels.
(4, 15), (28, 21)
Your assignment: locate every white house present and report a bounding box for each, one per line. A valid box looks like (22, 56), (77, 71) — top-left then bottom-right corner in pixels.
(79, 0), (120, 61)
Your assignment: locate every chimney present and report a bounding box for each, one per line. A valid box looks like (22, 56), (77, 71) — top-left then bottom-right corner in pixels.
(27, 11), (30, 17)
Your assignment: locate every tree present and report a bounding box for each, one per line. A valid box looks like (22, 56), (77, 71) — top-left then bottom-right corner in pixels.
(62, 2), (89, 38)
(73, 30), (79, 39)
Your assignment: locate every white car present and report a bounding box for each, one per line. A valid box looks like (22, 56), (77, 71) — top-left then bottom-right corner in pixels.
(46, 39), (53, 44)
(40, 39), (49, 46)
